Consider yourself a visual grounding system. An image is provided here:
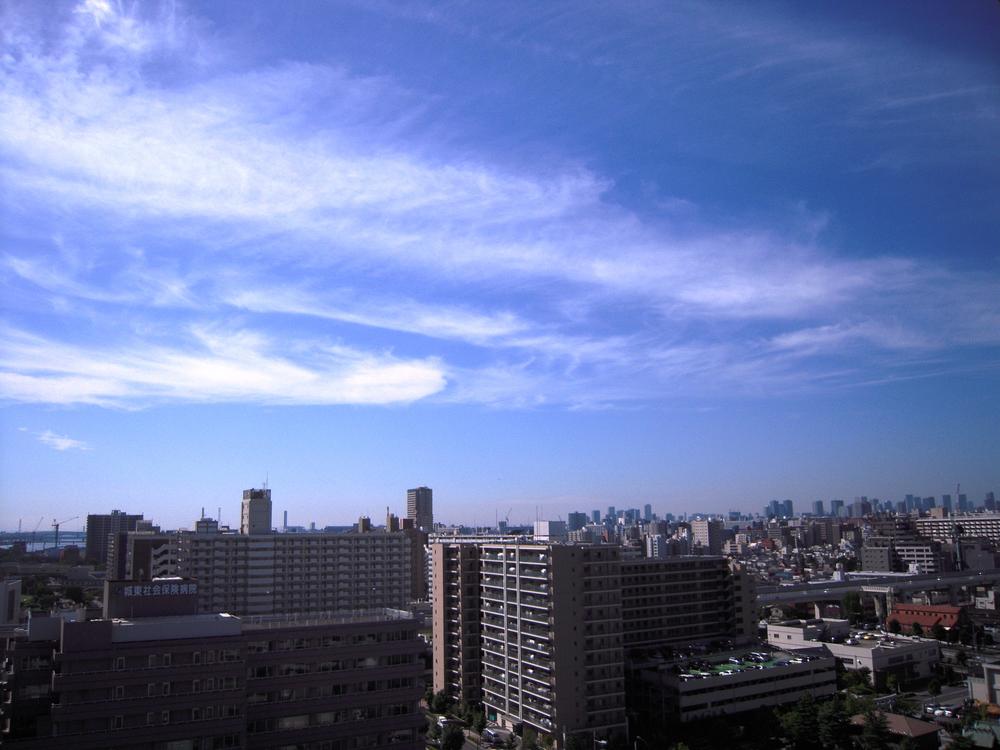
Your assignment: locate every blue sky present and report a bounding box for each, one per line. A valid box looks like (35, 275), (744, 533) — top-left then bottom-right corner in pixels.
(1, 0), (998, 531)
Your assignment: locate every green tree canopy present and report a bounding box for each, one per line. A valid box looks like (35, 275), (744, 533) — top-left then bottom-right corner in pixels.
(442, 724), (465, 750)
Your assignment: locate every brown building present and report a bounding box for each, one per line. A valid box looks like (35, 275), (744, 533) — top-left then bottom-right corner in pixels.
(1, 604), (425, 749)
(431, 542), (758, 745)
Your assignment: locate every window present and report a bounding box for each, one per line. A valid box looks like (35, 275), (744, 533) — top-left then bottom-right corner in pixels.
(115, 656), (125, 670)
(162, 682), (171, 696)
(112, 715), (124, 730)
(147, 712), (156, 725)
(149, 654), (158, 668)
(148, 683), (157, 697)
(163, 653), (172, 666)
(114, 685), (125, 699)
(193, 651), (202, 664)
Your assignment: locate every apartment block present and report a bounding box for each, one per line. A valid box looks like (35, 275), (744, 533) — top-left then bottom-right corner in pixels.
(431, 543), (482, 706)
(85, 510), (143, 565)
(123, 530), (416, 617)
(1, 607), (424, 749)
(916, 514), (1000, 543)
(478, 543), (626, 741)
(621, 557), (755, 651)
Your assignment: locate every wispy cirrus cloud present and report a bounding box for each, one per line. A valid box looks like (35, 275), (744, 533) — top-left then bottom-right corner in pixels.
(0, 0), (997, 411)
(0, 326), (446, 407)
(19, 426), (91, 451)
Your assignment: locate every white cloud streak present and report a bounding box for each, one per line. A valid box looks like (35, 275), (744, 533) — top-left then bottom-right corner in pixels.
(0, 1), (997, 409)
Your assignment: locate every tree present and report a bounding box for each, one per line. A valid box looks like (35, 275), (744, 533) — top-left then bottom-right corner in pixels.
(928, 677), (941, 696)
(565, 735), (589, 750)
(521, 727), (537, 750)
(947, 734), (977, 750)
(64, 585), (85, 604)
(428, 722), (442, 741)
(931, 622), (946, 641)
(442, 724), (465, 750)
(472, 709), (487, 735)
(911, 622), (924, 637)
(885, 673), (900, 694)
(816, 699), (851, 750)
(843, 592), (863, 624)
(431, 690), (451, 714)
(859, 708), (892, 750)
(779, 694), (819, 750)
(956, 650), (969, 666)
(887, 619), (901, 634)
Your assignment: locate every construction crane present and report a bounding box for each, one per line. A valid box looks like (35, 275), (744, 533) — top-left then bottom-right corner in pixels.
(52, 516), (79, 552)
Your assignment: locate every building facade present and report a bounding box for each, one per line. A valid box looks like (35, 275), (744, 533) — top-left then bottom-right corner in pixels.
(1, 607), (424, 749)
(123, 529), (417, 617)
(85, 511), (143, 565)
(406, 487), (433, 532)
(240, 489), (272, 535)
(431, 542), (756, 745)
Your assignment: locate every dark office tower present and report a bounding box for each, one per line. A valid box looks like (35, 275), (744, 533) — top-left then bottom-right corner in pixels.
(643, 504), (653, 522)
(591, 510), (601, 524)
(567, 512), (588, 532)
(85, 510), (143, 565)
(941, 494), (953, 512)
(241, 488), (272, 534)
(607, 506), (617, 521)
(782, 499), (794, 518)
(830, 499), (844, 517)
(811, 500), (824, 516)
(959, 494), (969, 512)
(407, 486), (433, 531)
(987, 492), (997, 512)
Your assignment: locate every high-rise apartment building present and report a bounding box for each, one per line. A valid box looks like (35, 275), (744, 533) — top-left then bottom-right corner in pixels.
(567, 512), (588, 532)
(433, 542), (626, 742)
(130, 529), (416, 616)
(643, 504), (652, 522)
(241, 488), (272, 535)
(85, 510), (143, 565)
(432, 541), (755, 745)
(812, 500), (825, 516)
(690, 518), (724, 555)
(406, 487), (433, 531)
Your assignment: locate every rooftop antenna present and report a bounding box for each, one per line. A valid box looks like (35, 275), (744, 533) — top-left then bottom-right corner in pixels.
(217, 506), (221, 524)
(264, 473), (269, 490)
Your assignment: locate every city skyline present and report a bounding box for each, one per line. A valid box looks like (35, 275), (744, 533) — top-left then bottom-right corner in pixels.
(1, 1), (998, 529)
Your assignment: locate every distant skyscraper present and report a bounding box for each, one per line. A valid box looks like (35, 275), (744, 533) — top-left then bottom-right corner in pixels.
(567, 511), (588, 532)
(941, 494), (953, 512)
(691, 518), (724, 555)
(85, 510), (143, 565)
(591, 509), (601, 524)
(607, 506), (617, 521)
(407, 486), (433, 531)
(986, 492), (997, 512)
(830, 499), (844, 517)
(241, 488), (272, 534)
(782, 499), (794, 518)
(643, 503), (653, 522)
(812, 500), (825, 516)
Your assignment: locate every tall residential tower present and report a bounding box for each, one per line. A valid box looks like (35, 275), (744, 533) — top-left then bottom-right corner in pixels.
(407, 486), (433, 531)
